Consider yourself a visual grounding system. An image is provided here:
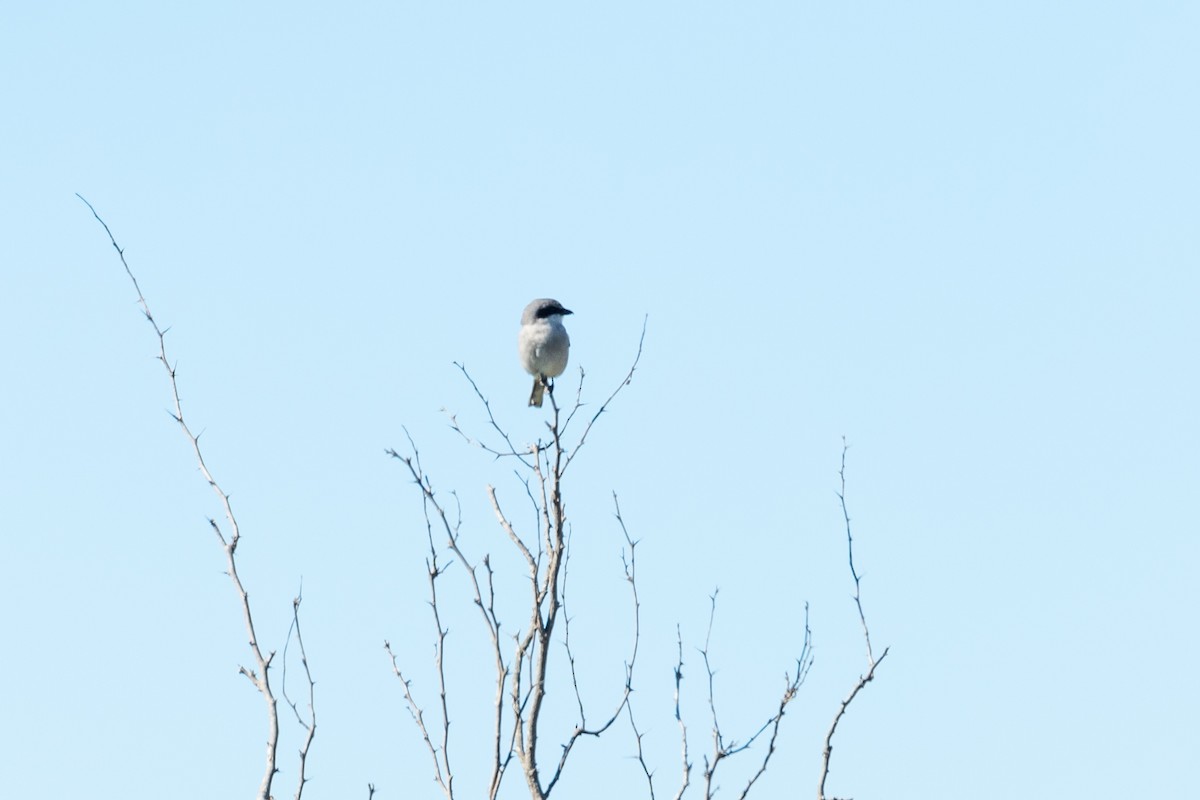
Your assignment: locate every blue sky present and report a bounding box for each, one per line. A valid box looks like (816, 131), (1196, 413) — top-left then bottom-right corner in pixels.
(2, 2), (1197, 798)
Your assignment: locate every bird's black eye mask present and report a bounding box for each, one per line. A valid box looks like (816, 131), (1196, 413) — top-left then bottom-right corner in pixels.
(537, 305), (573, 319)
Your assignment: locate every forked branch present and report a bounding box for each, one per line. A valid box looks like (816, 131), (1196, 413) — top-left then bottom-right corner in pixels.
(388, 333), (646, 800)
(386, 433), (511, 799)
(696, 592), (813, 800)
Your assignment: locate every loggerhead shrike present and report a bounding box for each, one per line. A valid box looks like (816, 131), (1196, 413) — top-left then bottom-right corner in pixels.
(518, 298), (573, 407)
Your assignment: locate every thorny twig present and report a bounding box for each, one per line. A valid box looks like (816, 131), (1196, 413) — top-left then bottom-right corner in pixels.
(671, 627), (692, 800)
(79, 194), (287, 800)
(818, 439), (890, 800)
(283, 585), (318, 800)
(386, 431), (514, 799)
(385, 640), (451, 798)
(561, 316), (647, 473)
(446, 362), (537, 469)
(696, 592), (813, 800)
(545, 493), (641, 795)
(381, 442), (456, 800)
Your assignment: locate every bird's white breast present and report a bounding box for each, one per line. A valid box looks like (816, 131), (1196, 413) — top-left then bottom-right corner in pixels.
(519, 317), (570, 377)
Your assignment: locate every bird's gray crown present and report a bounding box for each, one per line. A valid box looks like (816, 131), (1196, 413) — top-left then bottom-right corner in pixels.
(522, 298), (573, 324)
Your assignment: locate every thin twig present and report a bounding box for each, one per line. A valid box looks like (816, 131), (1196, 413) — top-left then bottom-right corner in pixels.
(735, 605), (812, 800)
(561, 315), (647, 474)
(672, 627), (692, 800)
(818, 439), (890, 800)
(385, 640), (450, 798)
(446, 362), (537, 468)
(388, 432), (515, 799)
(700, 591), (726, 798)
(694, 590), (813, 800)
(544, 494), (641, 795)
(79, 194), (281, 800)
(838, 439), (874, 664)
(283, 585), (318, 800)
(560, 527), (587, 722)
(627, 700), (657, 799)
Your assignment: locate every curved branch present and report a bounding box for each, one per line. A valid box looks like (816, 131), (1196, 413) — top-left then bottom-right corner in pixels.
(818, 439), (889, 800)
(562, 316), (647, 475)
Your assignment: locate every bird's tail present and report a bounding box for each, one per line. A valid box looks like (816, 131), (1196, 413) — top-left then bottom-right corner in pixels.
(529, 377), (546, 407)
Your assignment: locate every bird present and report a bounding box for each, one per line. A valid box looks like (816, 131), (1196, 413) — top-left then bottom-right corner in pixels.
(518, 298), (573, 407)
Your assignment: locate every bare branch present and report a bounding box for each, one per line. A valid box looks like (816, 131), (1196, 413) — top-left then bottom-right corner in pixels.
(838, 439), (874, 664)
(818, 439), (890, 800)
(700, 591), (726, 798)
(489, 485), (537, 575)
(544, 494), (641, 794)
(283, 586), (318, 800)
(735, 605), (813, 800)
(622, 503), (661, 800)
(692, 591), (814, 800)
(560, 527), (588, 723)
(671, 627), (692, 800)
(627, 701), (657, 800)
(79, 194), (280, 800)
(385, 640), (449, 797)
(387, 434), (514, 799)
(446, 362), (537, 468)
(561, 315), (647, 474)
